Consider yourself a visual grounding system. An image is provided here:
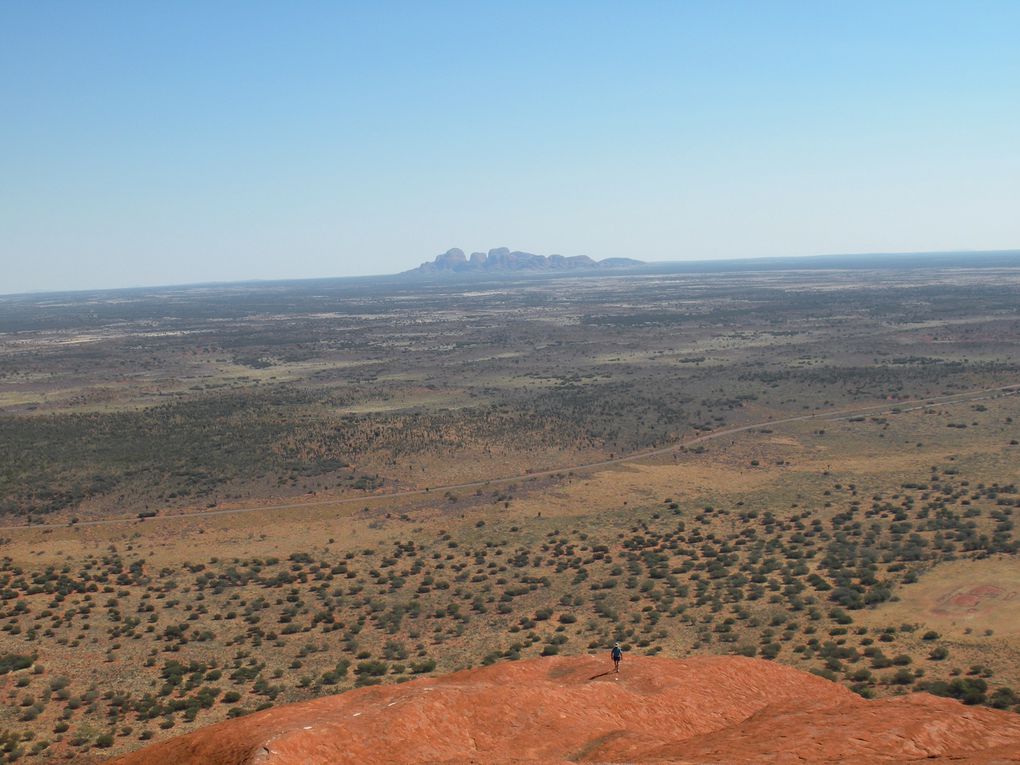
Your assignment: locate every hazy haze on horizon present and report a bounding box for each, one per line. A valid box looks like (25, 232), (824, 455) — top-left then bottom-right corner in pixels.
(2, 1), (1019, 293)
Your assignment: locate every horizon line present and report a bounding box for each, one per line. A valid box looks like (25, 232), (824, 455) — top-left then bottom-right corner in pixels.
(4, 247), (1020, 300)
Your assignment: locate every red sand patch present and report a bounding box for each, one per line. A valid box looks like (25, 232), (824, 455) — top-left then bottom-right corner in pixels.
(933, 583), (1018, 615)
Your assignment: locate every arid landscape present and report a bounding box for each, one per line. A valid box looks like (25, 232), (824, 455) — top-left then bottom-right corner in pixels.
(6, 0), (1019, 761)
(1, 261), (1019, 763)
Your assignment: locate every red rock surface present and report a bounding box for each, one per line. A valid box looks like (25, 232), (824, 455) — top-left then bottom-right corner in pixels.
(107, 655), (1020, 765)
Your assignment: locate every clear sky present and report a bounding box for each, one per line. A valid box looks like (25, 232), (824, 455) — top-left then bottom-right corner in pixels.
(2, 1), (1019, 293)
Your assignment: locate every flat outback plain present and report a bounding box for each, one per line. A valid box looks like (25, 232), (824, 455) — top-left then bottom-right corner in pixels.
(1, 259), (1019, 762)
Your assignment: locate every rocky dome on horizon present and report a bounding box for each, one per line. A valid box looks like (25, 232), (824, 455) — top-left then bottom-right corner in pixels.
(105, 654), (1020, 765)
(405, 247), (644, 274)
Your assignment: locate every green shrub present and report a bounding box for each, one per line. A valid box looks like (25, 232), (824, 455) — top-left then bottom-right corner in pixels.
(0, 653), (34, 675)
(410, 659), (436, 674)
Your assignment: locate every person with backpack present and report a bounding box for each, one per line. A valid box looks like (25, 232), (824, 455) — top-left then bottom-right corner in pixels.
(611, 642), (622, 673)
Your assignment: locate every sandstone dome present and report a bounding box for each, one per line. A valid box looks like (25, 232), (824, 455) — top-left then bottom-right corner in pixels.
(107, 655), (1020, 765)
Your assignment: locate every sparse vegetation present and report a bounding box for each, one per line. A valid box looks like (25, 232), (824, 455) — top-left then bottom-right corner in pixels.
(2, 267), (1020, 760)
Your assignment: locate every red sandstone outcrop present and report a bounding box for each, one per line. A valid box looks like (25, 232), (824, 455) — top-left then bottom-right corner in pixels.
(107, 655), (1020, 765)
(407, 248), (642, 273)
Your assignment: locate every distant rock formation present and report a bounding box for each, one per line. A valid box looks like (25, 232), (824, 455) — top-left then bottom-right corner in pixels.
(106, 655), (1020, 765)
(406, 247), (643, 274)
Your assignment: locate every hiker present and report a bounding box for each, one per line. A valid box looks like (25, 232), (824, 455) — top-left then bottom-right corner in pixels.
(611, 642), (622, 673)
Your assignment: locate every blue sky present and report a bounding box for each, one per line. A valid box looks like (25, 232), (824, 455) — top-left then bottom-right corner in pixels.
(2, 1), (1019, 293)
